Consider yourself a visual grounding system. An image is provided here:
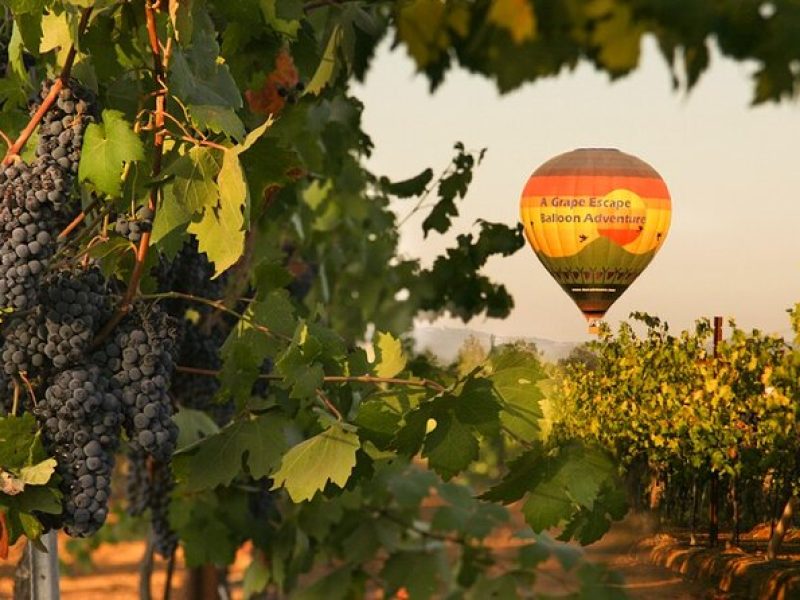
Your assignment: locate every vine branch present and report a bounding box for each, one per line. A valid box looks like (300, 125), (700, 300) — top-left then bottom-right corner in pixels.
(57, 197), (100, 240)
(94, 2), (167, 345)
(141, 292), (291, 341)
(2, 7), (93, 165)
(174, 365), (446, 393)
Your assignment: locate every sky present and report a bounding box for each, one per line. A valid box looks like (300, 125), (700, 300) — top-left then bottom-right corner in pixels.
(353, 37), (800, 343)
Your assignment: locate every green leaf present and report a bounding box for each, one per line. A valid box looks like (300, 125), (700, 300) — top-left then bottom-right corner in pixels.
(421, 143), (481, 236)
(455, 377), (501, 436)
(530, 532), (583, 570)
(291, 566), (353, 600)
(78, 110), (144, 197)
(5, 0), (46, 15)
(386, 465), (438, 510)
(382, 168), (433, 198)
(218, 290), (296, 404)
(8, 22), (27, 80)
(151, 185), (192, 244)
(490, 350), (546, 441)
(381, 551), (440, 600)
(0, 414), (44, 470)
(173, 414), (287, 492)
(522, 478), (573, 531)
(242, 555), (270, 599)
(480, 446), (545, 503)
(465, 574), (517, 600)
(165, 146), (221, 215)
(271, 424), (360, 502)
(169, 19), (242, 109)
(373, 331), (406, 378)
(3, 485), (62, 515)
(518, 542), (550, 569)
(17, 511), (44, 541)
(354, 397), (402, 449)
(19, 458), (56, 486)
(422, 414), (478, 480)
(188, 105), (245, 140)
(172, 407), (220, 452)
(275, 327), (325, 399)
(168, 0), (194, 44)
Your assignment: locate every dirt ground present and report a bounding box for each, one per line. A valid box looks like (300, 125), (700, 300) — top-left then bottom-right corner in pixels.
(0, 512), (716, 599)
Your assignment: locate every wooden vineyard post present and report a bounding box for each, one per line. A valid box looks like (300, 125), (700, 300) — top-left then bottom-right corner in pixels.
(708, 316), (723, 548)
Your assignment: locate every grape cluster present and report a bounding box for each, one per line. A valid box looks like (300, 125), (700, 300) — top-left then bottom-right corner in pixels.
(126, 452), (178, 556)
(0, 82), (94, 312)
(34, 367), (121, 536)
(36, 82), (95, 174)
(41, 268), (112, 369)
(0, 81), (182, 543)
(172, 324), (233, 425)
(114, 206), (153, 244)
(94, 306), (179, 462)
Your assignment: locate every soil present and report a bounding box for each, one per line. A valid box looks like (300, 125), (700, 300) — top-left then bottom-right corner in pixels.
(1, 512), (714, 599)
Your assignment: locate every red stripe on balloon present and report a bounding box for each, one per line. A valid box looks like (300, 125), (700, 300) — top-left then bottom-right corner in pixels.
(522, 174), (670, 198)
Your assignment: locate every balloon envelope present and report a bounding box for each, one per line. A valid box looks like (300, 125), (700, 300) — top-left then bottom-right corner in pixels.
(519, 148), (671, 326)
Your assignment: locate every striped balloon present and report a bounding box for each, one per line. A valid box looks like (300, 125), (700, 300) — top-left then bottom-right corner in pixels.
(519, 148), (671, 330)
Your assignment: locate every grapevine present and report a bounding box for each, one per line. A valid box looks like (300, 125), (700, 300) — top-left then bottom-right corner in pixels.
(0, 1), (796, 599)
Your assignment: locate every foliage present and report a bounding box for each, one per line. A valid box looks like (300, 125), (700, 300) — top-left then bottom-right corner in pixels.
(555, 310), (800, 530)
(2, 0), (797, 596)
(0, 413), (62, 549)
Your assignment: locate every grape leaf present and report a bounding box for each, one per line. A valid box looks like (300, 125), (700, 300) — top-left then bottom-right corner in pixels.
(306, 25), (341, 96)
(187, 175), (245, 275)
(164, 146), (221, 215)
(168, 0), (194, 44)
(39, 11), (71, 64)
(422, 414), (478, 480)
(382, 168), (433, 198)
(151, 185), (192, 243)
(18, 458), (56, 486)
(522, 478), (573, 532)
(217, 148), (250, 227)
(490, 349), (546, 440)
(381, 551), (440, 600)
(5, 0), (45, 14)
(0, 414), (45, 470)
(373, 331), (406, 378)
(169, 18), (242, 109)
(188, 105), (245, 140)
(291, 567), (352, 600)
(421, 143), (484, 236)
(173, 414), (287, 492)
(78, 110), (144, 197)
(271, 424), (360, 502)
(242, 556), (270, 600)
(172, 407), (220, 452)
(487, 0), (537, 44)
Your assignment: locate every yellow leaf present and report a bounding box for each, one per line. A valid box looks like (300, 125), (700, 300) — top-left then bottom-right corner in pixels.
(488, 0), (537, 44)
(306, 26), (342, 96)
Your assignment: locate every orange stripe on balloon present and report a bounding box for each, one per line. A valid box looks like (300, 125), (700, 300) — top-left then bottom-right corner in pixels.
(523, 174), (670, 198)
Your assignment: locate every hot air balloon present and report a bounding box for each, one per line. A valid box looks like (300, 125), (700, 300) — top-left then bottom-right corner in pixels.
(519, 148), (671, 332)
